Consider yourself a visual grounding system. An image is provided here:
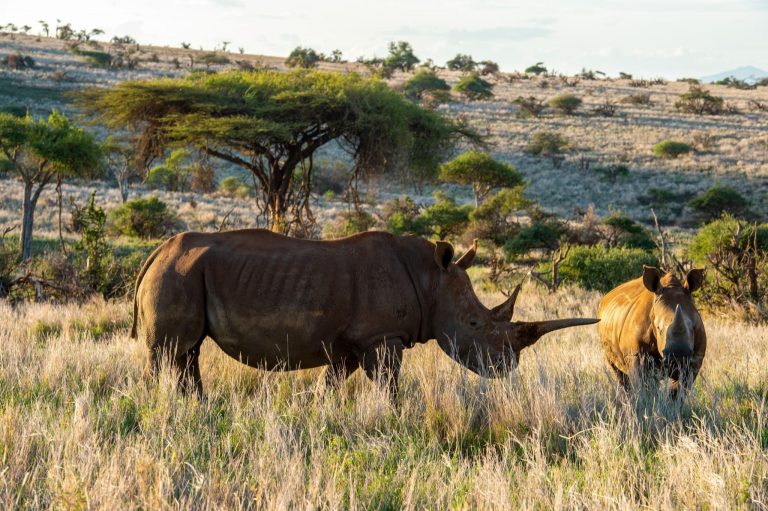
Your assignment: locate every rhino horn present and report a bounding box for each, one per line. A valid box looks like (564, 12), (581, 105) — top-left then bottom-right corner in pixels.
(491, 283), (522, 321)
(670, 304), (686, 336)
(515, 317), (600, 348)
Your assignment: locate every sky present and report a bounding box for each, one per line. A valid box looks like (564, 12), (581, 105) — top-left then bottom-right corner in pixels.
(2, 0), (767, 78)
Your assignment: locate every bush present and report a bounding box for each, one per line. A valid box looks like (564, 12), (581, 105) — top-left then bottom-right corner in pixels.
(418, 194), (473, 241)
(688, 214), (768, 263)
(652, 140), (691, 159)
(403, 70), (449, 100)
(219, 176), (252, 199)
(621, 93), (652, 106)
(384, 41), (419, 72)
(108, 196), (181, 239)
(72, 193), (112, 296)
(189, 161), (216, 193)
(479, 61), (499, 75)
(72, 48), (112, 67)
(525, 62), (547, 75)
(512, 96), (546, 118)
(446, 54), (476, 72)
(601, 213), (655, 249)
(285, 47), (321, 68)
(439, 151), (523, 205)
(469, 186), (531, 245)
(549, 94), (582, 114)
(504, 222), (562, 259)
(688, 184), (750, 221)
(145, 149), (192, 191)
(383, 196), (425, 236)
(322, 210), (376, 239)
(453, 73), (493, 100)
(525, 131), (569, 156)
(558, 246), (659, 292)
(593, 164), (629, 183)
(1, 53), (35, 69)
(674, 85), (724, 115)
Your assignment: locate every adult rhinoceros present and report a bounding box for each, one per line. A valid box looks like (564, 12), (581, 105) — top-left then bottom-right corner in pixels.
(131, 230), (598, 396)
(597, 265), (706, 398)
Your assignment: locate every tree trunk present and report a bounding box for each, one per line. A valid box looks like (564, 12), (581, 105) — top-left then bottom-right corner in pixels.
(20, 181), (36, 261)
(118, 172), (129, 203)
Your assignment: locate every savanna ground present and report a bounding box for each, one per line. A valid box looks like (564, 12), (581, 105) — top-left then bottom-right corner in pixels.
(2, 32), (768, 509)
(2, 285), (768, 509)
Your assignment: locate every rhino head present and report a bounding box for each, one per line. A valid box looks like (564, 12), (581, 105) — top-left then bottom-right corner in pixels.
(642, 265), (705, 368)
(429, 240), (598, 376)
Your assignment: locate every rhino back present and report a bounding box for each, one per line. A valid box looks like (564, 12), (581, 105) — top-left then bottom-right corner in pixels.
(184, 230), (423, 368)
(597, 277), (654, 371)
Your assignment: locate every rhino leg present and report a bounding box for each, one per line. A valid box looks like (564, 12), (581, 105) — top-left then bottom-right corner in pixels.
(361, 338), (405, 401)
(146, 337), (205, 397)
(607, 359), (630, 391)
(325, 357), (360, 387)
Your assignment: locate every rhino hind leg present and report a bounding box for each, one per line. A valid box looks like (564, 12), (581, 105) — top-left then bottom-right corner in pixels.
(325, 357), (360, 387)
(607, 360), (631, 391)
(361, 338), (405, 402)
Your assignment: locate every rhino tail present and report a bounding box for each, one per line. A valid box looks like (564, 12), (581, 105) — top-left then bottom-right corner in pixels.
(130, 243), (166, 339)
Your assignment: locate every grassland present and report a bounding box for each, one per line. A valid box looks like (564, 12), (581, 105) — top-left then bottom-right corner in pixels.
(1, 285), (767, 509)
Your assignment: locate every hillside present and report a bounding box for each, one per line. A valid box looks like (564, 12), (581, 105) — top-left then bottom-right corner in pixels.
(1, 32), (767, 230)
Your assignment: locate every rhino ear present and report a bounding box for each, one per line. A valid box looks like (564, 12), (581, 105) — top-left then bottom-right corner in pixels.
(433, 241), (454, 270)
(684, 268), (705, 293)
(456, 239), (478, 270)
(642, 265), (662, 293)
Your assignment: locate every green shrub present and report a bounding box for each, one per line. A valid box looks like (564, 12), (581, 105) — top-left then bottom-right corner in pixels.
(383, 196), (425, 236)
(219, 176), (252, 199)
(653, 140), (691, 159)
(285, 47), (321, 68)
(525, 62), (547, 75)
(601, 213), (655, 249)
(504, 222), (562, 259)
(557, 246), (659, 292)
(72, 48), (112, 67)
(1, 53), (36, 69)
(439, 151), (523, 206)
(403, 70), (449, 100)
(513, 96), (546, 118)
(549, 94), (582, 114)
(446, 54), (477, 72)
(525, 131), (569, 156)
(384, 41), (419, 72)
(479, 61), (499, 75)
(418, 194), (473, 241)
(469, 186), (531, 246)
(593, 164), (629, 183)
(688, 184), (750, 221)
(674, 85), (724, 115)
(145, 149), (192, 192)
(108, 196), (181, 239)
(688, 214), (768, 264)
(72, 193), (114, 296)
(453, 73), (493, 100)
(322, 210), (376, 239)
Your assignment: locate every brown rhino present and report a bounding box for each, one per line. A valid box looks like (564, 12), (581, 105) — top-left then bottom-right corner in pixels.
(131, 229), (598, 396)
(597, 265), (706, 397)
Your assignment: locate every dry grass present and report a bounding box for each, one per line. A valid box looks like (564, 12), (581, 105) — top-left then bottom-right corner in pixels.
(1, 284), (767, 509)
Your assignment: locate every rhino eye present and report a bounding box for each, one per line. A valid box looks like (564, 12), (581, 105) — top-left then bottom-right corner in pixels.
(469, 320), (478, 327)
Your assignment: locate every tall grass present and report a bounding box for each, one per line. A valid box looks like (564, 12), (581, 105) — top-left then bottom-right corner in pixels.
(1, 286), (767, 509)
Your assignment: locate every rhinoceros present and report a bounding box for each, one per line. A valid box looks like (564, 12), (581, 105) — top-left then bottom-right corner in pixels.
(597, 265), (706, 398)
(131, 230), (598, 396)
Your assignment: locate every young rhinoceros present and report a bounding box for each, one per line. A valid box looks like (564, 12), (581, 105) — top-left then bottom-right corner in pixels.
(597, 265), (706, 398)
(132, 230), (598, 398)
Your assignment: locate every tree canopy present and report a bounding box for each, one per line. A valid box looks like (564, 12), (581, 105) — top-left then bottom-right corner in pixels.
(80, 69), (479, 233)
(439, 151), (523, 206)
(0, 111), (101, 259)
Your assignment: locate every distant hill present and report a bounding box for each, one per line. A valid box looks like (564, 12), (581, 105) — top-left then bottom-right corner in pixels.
(701, 66), (768, 84)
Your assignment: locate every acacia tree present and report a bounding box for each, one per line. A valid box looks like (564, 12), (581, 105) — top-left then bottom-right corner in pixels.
(102, 135), (138, 202)
(81, 69), (478, 233)
(0, 112), (101, 260)
(439, 151), (523, 206)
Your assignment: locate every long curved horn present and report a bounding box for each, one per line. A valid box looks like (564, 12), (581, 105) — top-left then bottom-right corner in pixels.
(515, 317), (599, 348)
(491, 283), (522, 321)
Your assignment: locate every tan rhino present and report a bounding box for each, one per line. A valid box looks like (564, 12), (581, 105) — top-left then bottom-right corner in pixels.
(597, 265), (707, 398)
(132, 230), (598, 396)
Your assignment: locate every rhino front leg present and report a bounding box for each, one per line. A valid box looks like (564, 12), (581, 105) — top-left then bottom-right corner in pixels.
(361, 338), (405, 402)
(325, 357), (360, 387)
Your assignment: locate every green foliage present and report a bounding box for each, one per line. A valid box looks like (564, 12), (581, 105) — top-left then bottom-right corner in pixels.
(525, 131), (569, 156)
(71, 193), (112, 296)
(593, 164), (629, 183)
(439, 151), (523, 205)
(108, 196), (180, 239)
(453, 73), (493, 100)
(322, 210), (376, 239)
(403, 71), (449, 100)
(601, 212), (655, 249)
(446, 54), (476, 72)
(549, 94), (582, 114)
(81, 69), (479, 232)
(146, 149), (192, 192)
(285, 47), (321, 68)
(71, 48), (112, 67)
(219, 176), (252, 199)
(653, 140), (691, 159)
(419, 193), (473, 241)
(384, 41), (419, 72)
(688, 214), (768, 264)
(688, 184), (750, 221)
(525, 62), (547, 75)
(504, 222), (562, 259)
(198, 52), (230, 67)
(674, 85), (724, 115)
(558, 246), (659, 292)
(713, 76), (755, 90)
(469, 186), (531, 245)
(383, 196), (425, 236)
